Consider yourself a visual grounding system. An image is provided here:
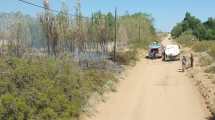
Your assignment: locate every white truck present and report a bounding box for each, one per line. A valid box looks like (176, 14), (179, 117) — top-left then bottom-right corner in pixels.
(163, 44), (180, 61)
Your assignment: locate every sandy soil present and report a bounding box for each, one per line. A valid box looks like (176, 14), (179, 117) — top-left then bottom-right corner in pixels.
(83, 36), (210, 120)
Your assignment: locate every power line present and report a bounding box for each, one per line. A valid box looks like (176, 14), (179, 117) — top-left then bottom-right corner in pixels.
(17, 0), (89, 19)
(18, 0), (58, 13)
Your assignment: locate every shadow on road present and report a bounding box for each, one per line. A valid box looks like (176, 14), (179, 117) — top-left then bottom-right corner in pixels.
(177, 68), (184, 72)
(145, 56), (162, 60)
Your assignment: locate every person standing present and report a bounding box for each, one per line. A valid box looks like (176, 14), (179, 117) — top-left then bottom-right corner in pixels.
(190, 53), (194, 68)
(161, 44), (165, 61)
(182, 56), (187, 72)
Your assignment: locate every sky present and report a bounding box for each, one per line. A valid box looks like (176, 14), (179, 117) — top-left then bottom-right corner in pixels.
(0, 0), (215, 32)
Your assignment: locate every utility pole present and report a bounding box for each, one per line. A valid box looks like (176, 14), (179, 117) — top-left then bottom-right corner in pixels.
(139, 22), (141, 41)
(43, 0), (49, 10)
(75, 0), (81, 27)
(113, 7), (117, 62)
(91, 13), (94, 25)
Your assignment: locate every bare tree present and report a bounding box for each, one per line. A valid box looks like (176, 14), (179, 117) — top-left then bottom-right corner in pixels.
(40, 0), (59, 56)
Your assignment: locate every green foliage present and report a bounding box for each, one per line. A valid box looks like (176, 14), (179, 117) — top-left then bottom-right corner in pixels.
(192, 42), (211, 52)
(0, 57), (116, 120)
(205, 29), (215, 40)
(0, 94), (31, 120)
(171, 23), (184, 38)
(175, 31), (198, 47)
(204, 17), (215, 33)
(171, 12), (215, 40)
(119, 12), (157, 49)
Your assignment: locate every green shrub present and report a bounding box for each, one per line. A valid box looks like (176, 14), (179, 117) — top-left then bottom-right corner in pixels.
(0, 94), (31, 120)
(0, 56), (116, 120)
(175, 31), (198, 47)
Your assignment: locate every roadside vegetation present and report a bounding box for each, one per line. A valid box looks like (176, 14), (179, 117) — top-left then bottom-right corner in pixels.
(112, 13), (157, 65)
(0, 1), (157, 120)
(172, 12), (215, 68)
(172, 12), (215, 118)
(0, 56), (117, 120)
(175, 32), (215, 70)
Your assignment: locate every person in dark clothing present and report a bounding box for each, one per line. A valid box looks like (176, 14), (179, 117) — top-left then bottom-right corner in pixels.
(162, 50), (165, 61)
(152, 50), (156, 59)
(190, 53), (194, 68)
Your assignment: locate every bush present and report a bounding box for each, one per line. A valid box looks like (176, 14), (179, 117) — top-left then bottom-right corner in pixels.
(190, 41), (215, 59)
(0, 94), (31, 120)
(175, 31), (198, 47)
(208, 46), (215, 59)
(192, 42), (209, 52)
(0, 56), (116, 120)
(110, 50), (138, 65)
(199, 54), (213, 66)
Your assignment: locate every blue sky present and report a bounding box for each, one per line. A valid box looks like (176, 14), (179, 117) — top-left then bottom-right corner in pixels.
(0, 0), (215, 32)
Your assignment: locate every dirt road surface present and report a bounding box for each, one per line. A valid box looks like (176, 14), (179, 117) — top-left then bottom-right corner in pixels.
(84, 36), (209, 120)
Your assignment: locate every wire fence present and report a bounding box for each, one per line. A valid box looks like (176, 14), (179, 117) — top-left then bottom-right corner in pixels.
(0, 0), (157, 68)
(0, 2), (119, 68)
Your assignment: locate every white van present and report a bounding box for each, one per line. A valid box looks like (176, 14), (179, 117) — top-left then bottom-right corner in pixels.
(163, 45), (180, 61)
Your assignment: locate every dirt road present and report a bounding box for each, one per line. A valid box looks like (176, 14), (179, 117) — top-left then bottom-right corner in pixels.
(84, 37), (209, 120)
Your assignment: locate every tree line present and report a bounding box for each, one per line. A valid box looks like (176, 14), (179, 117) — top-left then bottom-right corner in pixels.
(171, 12), (215, 40)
